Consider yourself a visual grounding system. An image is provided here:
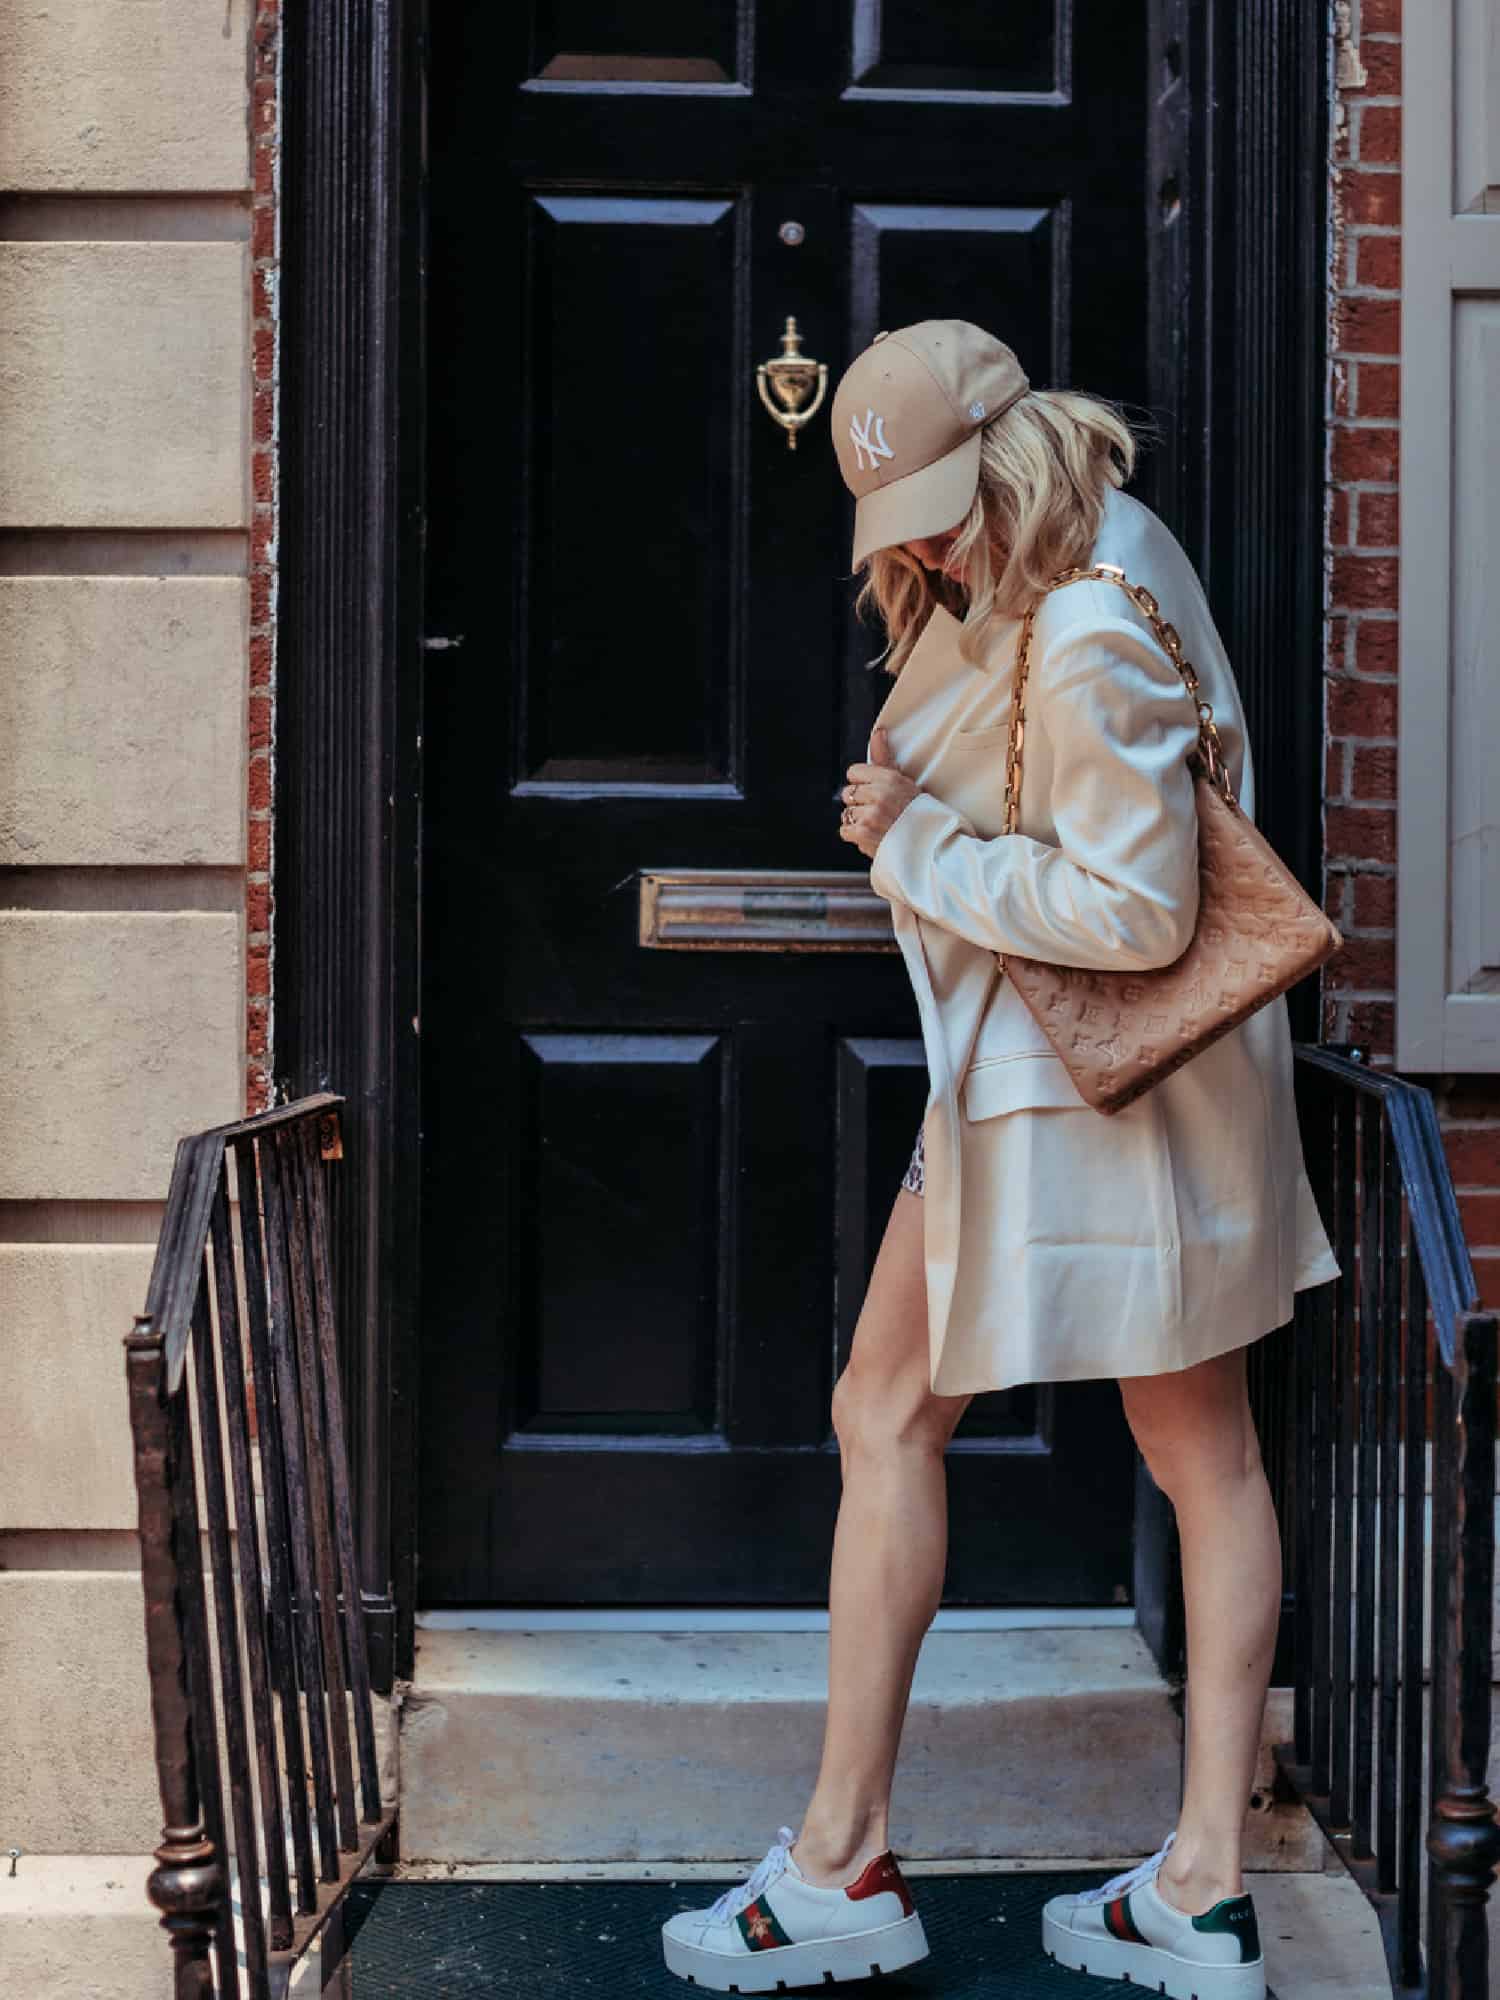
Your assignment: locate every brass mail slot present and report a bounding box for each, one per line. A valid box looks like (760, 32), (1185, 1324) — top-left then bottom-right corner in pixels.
(638, 869), (900, 952)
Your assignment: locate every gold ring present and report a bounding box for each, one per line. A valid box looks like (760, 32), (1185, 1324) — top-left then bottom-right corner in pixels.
(841, 805), (855, 825)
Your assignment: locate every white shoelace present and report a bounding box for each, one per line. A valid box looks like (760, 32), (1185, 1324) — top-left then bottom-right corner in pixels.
(1075, 1829), (1177, 1907)
(707, 1825), (798, 1923)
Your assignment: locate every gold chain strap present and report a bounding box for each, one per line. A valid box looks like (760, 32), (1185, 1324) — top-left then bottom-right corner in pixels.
(1002, 561), (1234, 839)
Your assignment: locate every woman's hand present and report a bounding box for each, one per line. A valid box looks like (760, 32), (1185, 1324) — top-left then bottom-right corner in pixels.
(838, 726), (920, 860)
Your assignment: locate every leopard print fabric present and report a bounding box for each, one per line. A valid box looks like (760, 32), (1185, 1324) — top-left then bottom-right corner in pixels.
(900, 1124), (925, 1196)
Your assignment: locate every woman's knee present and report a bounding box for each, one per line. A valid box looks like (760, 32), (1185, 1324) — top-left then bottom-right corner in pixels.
(831, 1354), (967, 1459)
(1120, 1358), (1262, 1503)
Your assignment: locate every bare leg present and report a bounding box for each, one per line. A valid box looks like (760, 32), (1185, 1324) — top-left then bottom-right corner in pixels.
(790, 1188), (973, 1887)
(1118, 1344), (1281, 1914)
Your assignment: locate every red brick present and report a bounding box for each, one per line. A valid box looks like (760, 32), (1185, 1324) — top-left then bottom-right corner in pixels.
(1358, 104), (1401, 165)
(253, 383), (274, 445)
(1327, 803), (1397, 863)
(1352, 873), (1395, 928)
(1458, 1193), (1500, 1246)
(1325, 737), (1346, 798)
(247, 1003), (270, 1063)
(1355, 232), (1401, 288)
(1337, 295), (1401, 356)
(1332, 553), (1399, 612)
(246, 878), (271, 936)
(250, 510), (274, 567)
(1324, 872), (1351, 925)
(1327, 674), (1396, 736)
(1327, 614), (1351, 668)
(250, 570), (272, 626)
(254, 144), (275, 198)
(1358, 38), (1401, 94)
(1351, 743), (1397, 801)
(248, 817), (271, 873)
(1356, 489), (1399, 547)
(1326, 935), (1396, 991)
(1354, 619), (1398, 676)
(247, 754), (272, 812)
(252, 267), (273, 321)
(1342, 170), (1400, 226)
(1362, 0), (1400, 27)
(1331, 359), (1351, 418)
(1331, 425), (1399, 482)
(252, 203), (276, 261)
(246, 941), (270, 997)
(248, 690), (272, 751)
(1354, 362), (1399, 418)
(1444, 1126), (1500, 1187)
(253, 325), (275, 380)
(1327, 488), (1351, 548)
(249, 631), (273, 685)
(1439, 1079), (1500, 1119)
(1342, 999), (1395, 1057)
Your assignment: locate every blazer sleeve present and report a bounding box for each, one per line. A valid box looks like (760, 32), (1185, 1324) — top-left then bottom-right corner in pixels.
(867, 609), (1202, 971)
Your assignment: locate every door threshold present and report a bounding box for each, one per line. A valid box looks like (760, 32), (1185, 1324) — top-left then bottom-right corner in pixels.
(415, 1607), (1138, 1633)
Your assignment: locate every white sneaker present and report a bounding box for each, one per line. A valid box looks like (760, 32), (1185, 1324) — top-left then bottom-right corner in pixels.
(660, 1824), (930, 1992)
(1042, 1832), (1265, 2000)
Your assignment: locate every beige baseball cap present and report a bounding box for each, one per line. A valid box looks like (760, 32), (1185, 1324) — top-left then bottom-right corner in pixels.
(831, 320), (1029, 567)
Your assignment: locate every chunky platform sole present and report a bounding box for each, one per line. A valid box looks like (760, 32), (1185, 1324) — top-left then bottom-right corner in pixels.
(662, 1912), (929, 1992)
(1042, 1910), (1266, 2000)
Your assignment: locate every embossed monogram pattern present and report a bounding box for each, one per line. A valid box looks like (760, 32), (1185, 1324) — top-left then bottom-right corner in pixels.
(1000, 565), (1343, 1116)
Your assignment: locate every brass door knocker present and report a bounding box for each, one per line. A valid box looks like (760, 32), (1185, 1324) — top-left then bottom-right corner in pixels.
(756, 316), (828, 451)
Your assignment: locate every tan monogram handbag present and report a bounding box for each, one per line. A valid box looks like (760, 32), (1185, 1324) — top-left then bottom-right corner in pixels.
(998, 561), (1343, 1115)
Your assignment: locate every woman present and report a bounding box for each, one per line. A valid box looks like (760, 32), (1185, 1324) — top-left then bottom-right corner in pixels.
(660, 321), (1339, 2000)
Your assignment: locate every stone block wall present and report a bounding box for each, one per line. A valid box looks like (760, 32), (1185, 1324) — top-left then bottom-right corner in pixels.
(0, 0), (270, 1876)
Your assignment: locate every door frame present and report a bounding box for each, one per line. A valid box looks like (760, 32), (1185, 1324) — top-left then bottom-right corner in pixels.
(273, 0), (1328, 1686)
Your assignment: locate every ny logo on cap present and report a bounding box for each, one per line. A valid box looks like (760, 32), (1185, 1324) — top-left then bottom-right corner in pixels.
(849, 407), (893, 473)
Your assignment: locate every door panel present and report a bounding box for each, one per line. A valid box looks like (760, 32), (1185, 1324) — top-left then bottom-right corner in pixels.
(420, 0), (1149, 1604)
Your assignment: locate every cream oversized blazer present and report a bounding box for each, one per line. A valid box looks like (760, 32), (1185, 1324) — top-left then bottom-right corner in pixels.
(867, 484), (1340, 1396)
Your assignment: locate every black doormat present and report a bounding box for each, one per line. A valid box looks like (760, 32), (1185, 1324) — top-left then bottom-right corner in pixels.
(340, 1870), (1275, 1997)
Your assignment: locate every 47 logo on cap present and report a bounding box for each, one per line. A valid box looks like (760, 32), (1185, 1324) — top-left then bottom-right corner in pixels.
(849, 407), (893, 473)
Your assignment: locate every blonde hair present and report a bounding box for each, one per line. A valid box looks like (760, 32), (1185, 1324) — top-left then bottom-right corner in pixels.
(853, 388), (1152, 677)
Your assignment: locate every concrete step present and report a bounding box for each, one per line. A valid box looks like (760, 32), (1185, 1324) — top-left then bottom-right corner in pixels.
(0, 1856), (166, 2000)
(402, 1623), (1194, 1865)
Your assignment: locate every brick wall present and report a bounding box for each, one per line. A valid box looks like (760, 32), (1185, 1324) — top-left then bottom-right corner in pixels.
(247, 0), (280, 1114)
(1323, 0), (1500, 1309)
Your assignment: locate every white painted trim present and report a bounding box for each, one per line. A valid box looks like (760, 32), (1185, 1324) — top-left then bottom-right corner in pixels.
(1397, 1), (1500, 1069)
(415, 1607), (1139, 1633)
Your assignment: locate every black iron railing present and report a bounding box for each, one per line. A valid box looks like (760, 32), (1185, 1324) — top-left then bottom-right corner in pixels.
(1277, 1046), (1500, 2000)
(125, 1093), (395, 1999)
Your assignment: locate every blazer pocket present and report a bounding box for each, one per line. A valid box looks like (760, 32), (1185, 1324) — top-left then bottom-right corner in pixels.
(962, 1049), (1088, 1121)
(951, 717), (1013, 745)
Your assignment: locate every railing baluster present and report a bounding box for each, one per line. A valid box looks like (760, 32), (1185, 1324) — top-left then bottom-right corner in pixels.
(1397, 1239), (1427, 1992)
(1375, 1120), (1402, 1894)
(260, 1131), (341, 1881)
(126, 1316), (222, 2000)
(1330, 1085), (1358, 1829)
(277, 1126), (359, 1852)
(168, 1300), (241, 2000)
(1352, 1099), (1381, 1857)
(188, 1272), (268, 1992)
(1426, 1344), (1455, 1992)
(1427, 1310), (1500, 2000)
(234, 1134), (319, 1914)
(209, 1156), (293, 1953)
(299, 1117), (384, 1821)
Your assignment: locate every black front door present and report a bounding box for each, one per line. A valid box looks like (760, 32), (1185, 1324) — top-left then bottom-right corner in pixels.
(420, 3), (1152, 1605)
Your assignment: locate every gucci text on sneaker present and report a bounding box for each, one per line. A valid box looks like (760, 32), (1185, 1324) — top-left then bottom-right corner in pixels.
(1041, 1833), (1265, 2000)
(660, 1825), (929, 1992)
